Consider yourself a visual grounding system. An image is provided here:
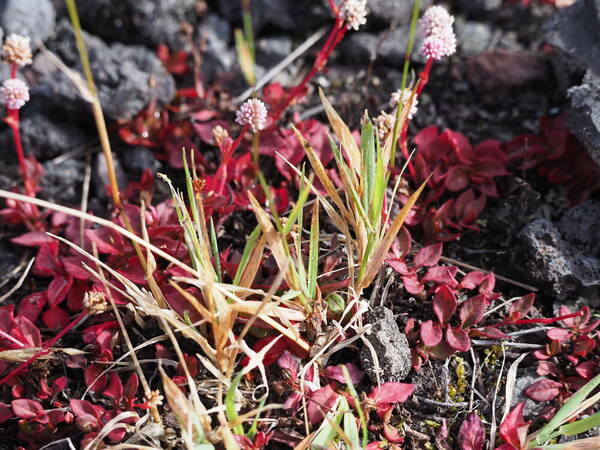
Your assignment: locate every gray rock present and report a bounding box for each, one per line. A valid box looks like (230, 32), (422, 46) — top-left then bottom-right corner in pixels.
(518, 218), (600, 299)
(36, 20), (175, 121)
(360, 307), (412, 383)
(255, 36), (293, 68)
(544, 0), (600, 76)
(218, 0), (329, 34)
(567, 69), (600, 166)
(342, 26), (425, 66)
(511, 371), (546, 417)
(76, 0), (197, 49)
(39, 159), (85, 205)
(198, 14), (236, 84)
(367, 0), (431, 25)
(117, 146), (161, 177)
(557, 200), (600, 256)
(455, 20), (493, 55)
(455, 0), (503, 16)
(0, 108), (89, 162)
(93, 151), (127, 200)
(0, 0), (56, 47)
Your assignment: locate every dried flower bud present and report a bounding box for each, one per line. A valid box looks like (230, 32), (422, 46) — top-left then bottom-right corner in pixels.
(341, 0), (368, 31)
(374, 111), (395, 143)
(0, 78), (29, 110)
(235, 98), (268, 133)
(212, 125), (230, 146)
(145, 390), (164, 408)
(419, 5), (456, 60)
(390, 88), (419, 120)
(83, 291), (108, 315)
(2, 34), (32, 67)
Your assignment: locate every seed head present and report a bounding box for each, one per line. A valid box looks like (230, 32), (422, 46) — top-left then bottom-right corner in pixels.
(212, 125), (230, 146)
(83, 291), (108, 315)
(2, 34), (33, 67)
(341, 0), (368, 31)
(419, 6), (456, 60)
(145, 390), (164, 408)
(235, 99), (268, 132)
(390, 88), (419, 120)
(374, 111), (395, 143)
(0, 78), (30, 110)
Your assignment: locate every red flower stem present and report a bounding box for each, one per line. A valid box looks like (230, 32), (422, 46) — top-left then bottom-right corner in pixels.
(215, 124), (249, 194)
(8, 107), (34, 197)
(0, 312), (87, 386)
(269, 21), (346, 125)
(10, 63), (16, 79)
(507, 309), (584, 326)
(397, 59), (432, 179)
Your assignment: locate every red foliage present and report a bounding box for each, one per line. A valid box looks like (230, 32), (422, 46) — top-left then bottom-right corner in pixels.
(458, 412), (485, 450)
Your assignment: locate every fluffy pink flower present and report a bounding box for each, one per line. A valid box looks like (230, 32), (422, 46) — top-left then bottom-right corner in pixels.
(2, 34), (33, 67)
(419, 5), (456, 60)
(235, 98), (268, 132)
(0, 78), (29, 110)
(341, 0), (368, 31)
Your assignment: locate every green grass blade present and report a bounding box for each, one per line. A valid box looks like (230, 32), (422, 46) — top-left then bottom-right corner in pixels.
(556, 410), (600, 437)
(370, 134), (386, 230)
(233, 225), (261, 285)
(283, 166), (312, 236)
(535, 372), (600, 444)
(361, 119), (376, 212)
(209, 218), (222, 282)
(225, 372), (245, 436)
(307, 200), (320, 299)
(342, 366), (368, 448)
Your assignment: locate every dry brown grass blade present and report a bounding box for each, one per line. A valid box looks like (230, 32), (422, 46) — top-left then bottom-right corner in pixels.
(358, 179), (428, 290)
(318, 88), (362, 175)
(290, 125), (352, 223)
(238, 234), (267, 292)
(247, 192), (295, 287)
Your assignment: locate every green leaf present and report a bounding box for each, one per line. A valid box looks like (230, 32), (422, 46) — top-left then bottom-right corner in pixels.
(225, 372), (245, 436)
(535, 372), (600, 444)
(233, 225), (261, 286)
(209, 218), (222, 282)
(307, 200), (319, 299)
(342, 397), (360, 449)
(311, 397), (343, 448)
(556, 411), (600, 437)
(361, 119), (375, 212)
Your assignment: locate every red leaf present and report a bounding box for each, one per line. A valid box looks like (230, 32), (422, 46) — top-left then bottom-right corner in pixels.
(524, 379), (563, 402)
(325, 363), (364, 385)
(47, 276), (73, 306)
(104, 373), (124, 402)
(446, 166), (470, 192)
(414, 243), (443, 268)
(307, 384), (338, 424)
(0, 403), (11, 424)
(446, 326), (471, 352)
(11, 399), (45, 420)
(423, 266), (459, 287)
(508, 293), (535, 320)
(42, 306), (70, 330)
(575, 361), (597, 379)
(369, 382), (415, 406)
(499, 402), (530, 450)
(387, 259), (410, 275)
(403, 275), (423, 295)
(458, 412), (485, 450)
(460, 271), (487, 290)
(459, 295), (488, 328)
(433, 285), (457, 324)
(11, 232), (55, 247)
(18, 292), (47, 323)
(421, 320), (443, 347)
(546, 327), (571, 342)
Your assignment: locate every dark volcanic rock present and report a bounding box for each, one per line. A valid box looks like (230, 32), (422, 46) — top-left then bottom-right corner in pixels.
(557, 200), (600, 256)
(566, 70), (600, 166)
(39, 159), (85, 205)
(0, 0), (56, 47)
(255, 36), (292, 67)
(217, 0), (328, 33)
(197, 14), (236, 84)
(360, 307), (412, 383)
(367, 0), (431, 26)
(117, 146), (161, 177)
(455, 19), (493, 55)
(0, 108), (89, 162)
(518, 218), (600, 300)
(342, 25), (425, 66)
(76, 0), (197, 49)
(455, 0), (503, 16)
(544, 0), (600, 166)
(36, 20), (175, 121)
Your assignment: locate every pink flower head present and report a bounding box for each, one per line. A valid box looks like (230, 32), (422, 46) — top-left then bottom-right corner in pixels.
(235, 98), (268, 132)
(419, 5), (456, 60)
(0, 78), (30, 110)
(2, 34), (33, 67)
(341, 0), (368, 31)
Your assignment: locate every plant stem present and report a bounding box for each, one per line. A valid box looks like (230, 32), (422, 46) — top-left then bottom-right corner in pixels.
(8, 108), (34, 197)
(269, 20), (346, 124)
(389, 0), (421, 168)
(0, 312), (87, 386)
